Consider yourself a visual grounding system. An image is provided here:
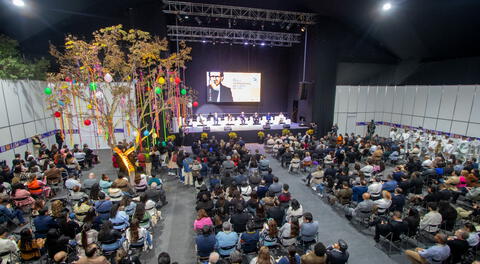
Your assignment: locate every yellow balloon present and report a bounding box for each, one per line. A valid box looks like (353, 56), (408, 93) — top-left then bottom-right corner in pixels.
(157, 77), (166, 85)
(152, 133), (158, 139)
(169, 77), (174, 83)
(87, 104), (93, 109)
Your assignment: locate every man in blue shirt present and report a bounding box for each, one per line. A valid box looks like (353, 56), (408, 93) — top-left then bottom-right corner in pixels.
(182, 153), (193, 186)
(382, 174), (398, 193)
(352, 180), (368, 202)
(33, 208), (58, 238)
(300, 212), (319, 247)
(0, 199), (26, 227)
(405, 233), (451, 264)
(215, 222), (238, 258)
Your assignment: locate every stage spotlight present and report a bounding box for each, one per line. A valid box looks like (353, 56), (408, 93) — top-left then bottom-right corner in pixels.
(195, 17), (202, 25)
(260, 42), (266, 46)
(184, 15), (189, 19)
(233, 19), (237, 26)
(301, 27), (306, 32)
(261, 24), (264, 30)
(244, 41), (248, 45)
(12, 0), (25, 7)
(176, 15), (183, 22)
(382, 2), (392, 11)
(202, 40), (206, 43)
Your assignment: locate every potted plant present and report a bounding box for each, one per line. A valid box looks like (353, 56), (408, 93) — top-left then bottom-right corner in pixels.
(201, 132), (208, 140)
(228, 132), (238, 141)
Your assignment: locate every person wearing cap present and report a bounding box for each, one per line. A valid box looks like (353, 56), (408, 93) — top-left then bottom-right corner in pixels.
(326, 239), (349, 264)
(301, 242), (327, 264)
(215, 222), (238, 258)
(404, 233), (450, 264)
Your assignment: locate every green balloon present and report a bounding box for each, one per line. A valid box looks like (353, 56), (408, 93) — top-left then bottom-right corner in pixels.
(161, 141), (167, 147)
(180, 89), (187, 95)
(89, 82), (97, 91)
(44, 87), (52, 95)
(155, 87), (162, 94)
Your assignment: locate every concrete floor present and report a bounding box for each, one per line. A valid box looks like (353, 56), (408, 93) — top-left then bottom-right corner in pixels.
(86, 147), (409, 264)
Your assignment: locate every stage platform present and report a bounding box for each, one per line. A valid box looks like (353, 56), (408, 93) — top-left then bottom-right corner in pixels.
(183, 123), (309, 145)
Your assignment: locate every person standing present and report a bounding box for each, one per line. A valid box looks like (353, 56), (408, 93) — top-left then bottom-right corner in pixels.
(55, 131), (64, 149)
(367, 120), (376, 139)
(31, 135), (42, 158)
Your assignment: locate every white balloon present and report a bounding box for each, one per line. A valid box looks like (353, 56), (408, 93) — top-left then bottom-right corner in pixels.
(104, 73), (113, 83)
(187, 102), (192, 108)
(95, 91), (103, 98)
(133, 130), (138, 137)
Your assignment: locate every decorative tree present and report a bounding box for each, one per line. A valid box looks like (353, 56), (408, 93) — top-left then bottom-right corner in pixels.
(46, 25), (194, 179)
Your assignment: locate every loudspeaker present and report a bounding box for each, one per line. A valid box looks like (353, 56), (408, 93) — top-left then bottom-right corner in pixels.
(299, 82), (307, 100)
(283, 124), (290, 129)
(203, 126), (210, 132)
(263, 124), (271, 130)
(224, 126), (232, 131)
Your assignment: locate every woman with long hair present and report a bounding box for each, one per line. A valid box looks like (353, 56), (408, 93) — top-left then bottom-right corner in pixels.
(279, 216), (299, 246)
(45, 228), (69, 259)
(126, 219), (153, 251)
(109, 203), (129, 231)
(194, 209), (213, 232)
(73, 197), (92, 223)
(97, 220), (125, 252)
(260, 219), (279, 247)
(286, 199), (303, 225)
(249, 246), (276, 264)
(405, 208), (420, 237)
(18, 228), (44, 261)
(75, 223), (99, 256)
(89, 183), (101, 201)
(134, 196), (152, 230)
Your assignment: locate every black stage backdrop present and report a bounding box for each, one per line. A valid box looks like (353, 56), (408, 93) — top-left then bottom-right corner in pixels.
(185, 43), (291, 115)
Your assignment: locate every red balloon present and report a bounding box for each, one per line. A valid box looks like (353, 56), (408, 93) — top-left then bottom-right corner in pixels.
(193, 101), (199, 107)
(84, 119), (92, 126)
(65, 77), (71, 82)
(175, 77), (181, 84)
(54, 111), (61, 118)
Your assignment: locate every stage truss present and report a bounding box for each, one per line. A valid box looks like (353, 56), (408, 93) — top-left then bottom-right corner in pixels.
(167, 25), (302, 47)
(162, 0), (316, 25)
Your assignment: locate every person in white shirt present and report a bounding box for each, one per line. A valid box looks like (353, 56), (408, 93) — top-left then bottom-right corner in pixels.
(389, 128), (397, 142)
(374, 190), (392, 214)
(420, 203), (443, 233)
(0, 227), (18, 263)
(443, 139), (455, 157)
(360, 161), (374, 178)
(427, 137), (438, 157)
(368, 177), (383, 200)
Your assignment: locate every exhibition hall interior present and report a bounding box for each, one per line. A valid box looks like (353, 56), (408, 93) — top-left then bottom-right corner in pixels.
(0, 0), (480, 263)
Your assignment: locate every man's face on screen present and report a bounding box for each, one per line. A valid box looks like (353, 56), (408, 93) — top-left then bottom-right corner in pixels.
(209, 72), (223, 87)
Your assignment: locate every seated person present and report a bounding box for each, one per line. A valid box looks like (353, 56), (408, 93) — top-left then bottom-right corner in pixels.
(75, 243), (110, 264)
(215, 222), (238, 258)
(446, 230), (469, 264)
(260, 219), (279, 247)
(239, 222), (260, 254)
(374, 211), (408, 242)
(97, 221), (125, 252)
(345, 193), (375, 221)
(195, 225), (215, 258)
(419, 202), (442, 234)
(33, 208), (59, 238)
(404, 233), (450, 264)
(300, 212), (318, 246)
(18, 228), (44, 261)
(0, 226), (18, 263)
(0, 198), (26, 227)
(326, 239), (350, 264)
(301, 242), (327, 264)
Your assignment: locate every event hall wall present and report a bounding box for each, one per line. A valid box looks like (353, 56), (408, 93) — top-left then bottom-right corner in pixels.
(0, 80), (135, 162)
(0, 80), (57, 162)
(333, 85), (480, 139)
(185, 43), (290, 115)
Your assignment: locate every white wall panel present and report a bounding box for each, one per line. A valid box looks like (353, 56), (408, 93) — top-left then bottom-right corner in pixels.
(412, 116), (424, 128)
(0, 128), (12, 147)
(391, 114), (401, 124)
(384, 87), (395, 113)
(469, 86), (480, 123)
(366, 86), (377, 112)
(355, 113), (366, 136)
(451, 121), (468, 135)
(436, 119), (451, 133)
(337, 86), (349, 112)
(438, 86), (458, 120)
(403, 86), (416, 116)
(423, 118), (436, 130)
(413, 86), (428, 116)
(0, 85), (9, 128)
(425, 86), (442, 118)
(345, 114), (357, 134)
(392, 86), (405, 114)
(334, 87), (341, 114)
(347, 86), (359, 112)
(337, 113), (347, 135)
(467, 123), (480, 138)
(453, 85), (475, 122)
(375, 86), (385, 113)
(10, 124), (25, 142)
(18, 84), (35, 123)
(401, 115), (412, 127)
(3, 84), (22, 126)
(357, 87), (368, 113)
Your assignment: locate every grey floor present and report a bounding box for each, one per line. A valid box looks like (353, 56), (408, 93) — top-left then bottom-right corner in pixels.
(85, 147), (409, 264)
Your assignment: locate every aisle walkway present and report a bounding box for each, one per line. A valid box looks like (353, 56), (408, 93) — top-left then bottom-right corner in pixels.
(246, 144), (408, 264)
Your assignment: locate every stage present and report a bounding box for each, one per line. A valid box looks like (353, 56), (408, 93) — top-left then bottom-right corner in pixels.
(183, 122), (309, 145)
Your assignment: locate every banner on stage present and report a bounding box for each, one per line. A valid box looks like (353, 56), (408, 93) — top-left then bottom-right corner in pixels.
(206, 72), (261, 103)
